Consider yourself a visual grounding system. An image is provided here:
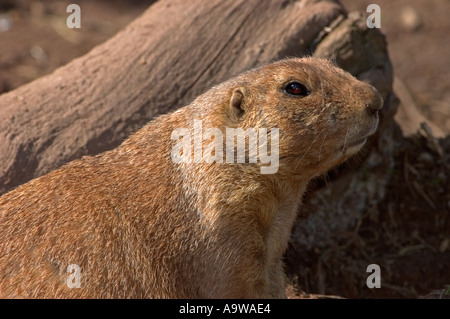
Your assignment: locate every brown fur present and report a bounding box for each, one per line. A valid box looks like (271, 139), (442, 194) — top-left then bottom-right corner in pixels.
(0, 58), (382, 298)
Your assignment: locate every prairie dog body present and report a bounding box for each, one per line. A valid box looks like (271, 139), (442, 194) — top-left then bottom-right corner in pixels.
(0, 58), (382, 298)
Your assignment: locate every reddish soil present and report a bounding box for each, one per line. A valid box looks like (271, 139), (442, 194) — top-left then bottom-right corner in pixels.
(0, 0), (153, 93)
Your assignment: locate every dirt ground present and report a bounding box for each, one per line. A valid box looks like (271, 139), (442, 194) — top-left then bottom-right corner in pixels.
(288, 0), (450, 299)
(0, 0), (448, 298)
(287, 130), (450, 299)
(0, 0), (153, 93)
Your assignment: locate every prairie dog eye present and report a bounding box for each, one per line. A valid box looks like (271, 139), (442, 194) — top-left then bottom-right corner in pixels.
(284, 81), (309, 97)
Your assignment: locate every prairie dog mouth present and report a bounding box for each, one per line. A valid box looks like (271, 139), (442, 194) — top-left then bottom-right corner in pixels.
(349, 117), (379, 146)
(342, 119), (378, 153)
(346, 137), (367, 148)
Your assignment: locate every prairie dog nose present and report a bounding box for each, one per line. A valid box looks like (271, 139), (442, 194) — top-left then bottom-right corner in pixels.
(355, 84), (384, 115)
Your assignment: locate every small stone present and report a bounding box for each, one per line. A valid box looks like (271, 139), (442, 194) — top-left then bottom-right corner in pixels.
(437, 171), (446, 181)
(400, 6), (422, 32)
(30, 46), (48, 66)
(439, 238), (449, 253)
(0, 14), (12, 32)
(417, 152), (434, 164)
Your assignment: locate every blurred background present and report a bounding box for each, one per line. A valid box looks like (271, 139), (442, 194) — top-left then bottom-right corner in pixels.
(342, 0), (449, 137)
(0, 0), (155, 94)
(0, 0), (448, 298)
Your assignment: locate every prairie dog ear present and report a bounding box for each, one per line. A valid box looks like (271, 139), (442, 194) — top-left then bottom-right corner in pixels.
(230, 88), (246, 119)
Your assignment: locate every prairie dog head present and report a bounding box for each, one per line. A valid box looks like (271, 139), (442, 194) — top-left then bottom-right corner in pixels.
(217, 57), (383, 177)
(175, 57), (382, 178)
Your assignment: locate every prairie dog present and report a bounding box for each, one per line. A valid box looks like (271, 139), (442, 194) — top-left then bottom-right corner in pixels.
(0, 58), (382, 298)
